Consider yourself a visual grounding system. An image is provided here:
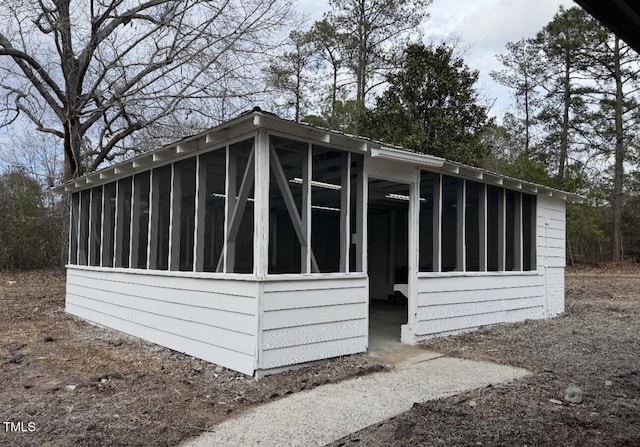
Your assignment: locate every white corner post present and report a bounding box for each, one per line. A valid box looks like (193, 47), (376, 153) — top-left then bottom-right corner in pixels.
(254, 129), (270, 277)
(402, 170), (420, 345)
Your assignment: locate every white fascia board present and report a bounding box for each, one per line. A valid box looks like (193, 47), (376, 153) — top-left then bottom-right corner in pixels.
(259, 114), (368, 152)
(370, 147), (445, 168)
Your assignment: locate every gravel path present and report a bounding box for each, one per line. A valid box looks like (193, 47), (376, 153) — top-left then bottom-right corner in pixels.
(181, 350), (530, 447)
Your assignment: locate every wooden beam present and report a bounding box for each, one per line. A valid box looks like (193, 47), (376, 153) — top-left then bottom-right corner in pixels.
(514, 192), (523, 271)
(206, 128), (230, 145)
(177, 140), (199, 154)
(445, 165), (460, 174)
(479, 183), (487, 272)
(498, 189), (505, 271)
(463, 168), (484, 180)
(270, 143), (319, 272)
(354, 156), (364, 272)
(152, 149), (174, 162)
(148, 169), (160, 269)
(99, 170), (115, 180)
(255, 130), (271, 276)
(114, 163), (133, 174)
(227, 149), (255, 241)
(340, 152), (350, 272)
(132, 157), (152, 168)
(219, 147), (235, 273)
(194, 155), (206, 271)
(224, 145), (255, 272)
(309, 129), (331, 143)
(457, 179), (465, 271)
(302, 144), (310, 273)
(433, 174), (442, 272)
(169, 163), (181, 270)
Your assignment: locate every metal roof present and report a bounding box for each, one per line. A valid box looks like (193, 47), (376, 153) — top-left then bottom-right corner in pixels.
(54, 110), (582, 202)
(574, 0), (640, 53)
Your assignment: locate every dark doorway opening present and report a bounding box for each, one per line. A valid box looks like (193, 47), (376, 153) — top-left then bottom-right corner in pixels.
(367, 178), (409, 354)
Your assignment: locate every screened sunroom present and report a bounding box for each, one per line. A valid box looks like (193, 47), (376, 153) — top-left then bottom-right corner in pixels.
(59, 109), (579, 376)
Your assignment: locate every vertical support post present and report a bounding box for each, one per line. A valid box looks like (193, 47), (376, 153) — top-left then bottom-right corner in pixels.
(194, 155), (206, 271)
(515, 192), (523, 271)
(77, 192), (82, 264)
(87, 187), (93, 266)
(498, 188), (505, 271)
(129, 176), (138, 268)
(339, 152), (350, 272)
(433, 174), (442, 272)
(362, 164), (369, 275)
(254, 130), (270, 277)
(113, 183), (118, 267)
(531, 197), (538, 270)
(148, 169), (159, 269)
(457, 179), (465, 271)
(100, 186), (105, 267)
(479, 183), (487, 272)
(302, 143), (311, 273)
(170, 163), (181, 270)
(354, 156), (364, 272)
(102, 185), (116, 267)
(223, 146), (237, 273)
(68, 193), (73, 265)
(114, 181), (123, 267)
(407, 173), (420, 330)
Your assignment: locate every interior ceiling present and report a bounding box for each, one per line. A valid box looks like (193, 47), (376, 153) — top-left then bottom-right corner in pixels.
(574, 0), (640, 52)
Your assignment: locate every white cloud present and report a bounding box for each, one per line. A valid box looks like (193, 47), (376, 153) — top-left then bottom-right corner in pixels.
(294, 0), (579, 117)
(461, 0), (574, 50)
(423, 0), (575, 117)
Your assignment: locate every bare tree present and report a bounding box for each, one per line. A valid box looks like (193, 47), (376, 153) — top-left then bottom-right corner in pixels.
(266, 30), (320, 122)
(0, 0), (296, 179)
(327, 0), (431, 104)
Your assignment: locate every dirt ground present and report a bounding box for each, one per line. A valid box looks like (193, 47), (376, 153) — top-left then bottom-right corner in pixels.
(0, 270), (387, 447)
(3, 267), (640, 447)
(330, 264), (640, 447)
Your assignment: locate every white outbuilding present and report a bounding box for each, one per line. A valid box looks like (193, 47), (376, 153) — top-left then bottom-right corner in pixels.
(56, 109), (579, 377)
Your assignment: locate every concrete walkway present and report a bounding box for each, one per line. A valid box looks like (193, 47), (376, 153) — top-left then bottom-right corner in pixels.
(182, 350), (530, 447)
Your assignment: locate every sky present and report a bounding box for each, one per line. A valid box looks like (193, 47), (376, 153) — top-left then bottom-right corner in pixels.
(0, 0), (578, 173)
(296, 0), (575, 120)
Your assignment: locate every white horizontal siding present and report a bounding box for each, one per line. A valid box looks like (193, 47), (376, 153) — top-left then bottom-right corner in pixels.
(259, 277), (368, 370)
(65, 267), (258, 375)
(537, 196), (566, 269)
(416, 296), (542, 320)
(414, 305), (542, 335)
(545, 267), (565, 316)
(536, 196), (566, 315)
(415, 274), (545, 339)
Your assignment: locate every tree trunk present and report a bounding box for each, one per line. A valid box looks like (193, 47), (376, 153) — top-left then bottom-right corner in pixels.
(612, 37), (625, 262)
(63, 118), (84, 181)
(331, 64), (338, 121)
(524, 73), (530, 157)
(559, 48), (570, 183)
(356, 0), (366, 104)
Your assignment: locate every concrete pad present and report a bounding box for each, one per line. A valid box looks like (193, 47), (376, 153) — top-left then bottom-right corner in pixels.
(181, 354), (530, 447)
